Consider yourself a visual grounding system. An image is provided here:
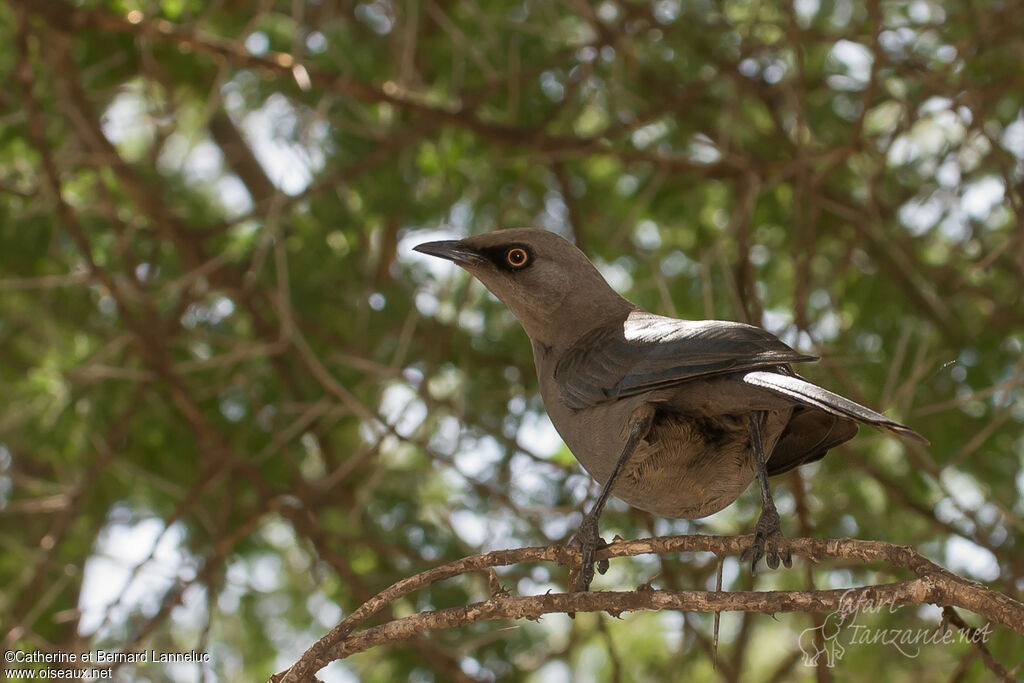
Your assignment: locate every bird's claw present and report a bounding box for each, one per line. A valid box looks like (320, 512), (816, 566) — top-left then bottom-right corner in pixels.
(569, 514), (606, 591)
(741, 505), (792, 572)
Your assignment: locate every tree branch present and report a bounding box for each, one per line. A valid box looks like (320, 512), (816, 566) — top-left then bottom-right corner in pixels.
(272, 534), (1024, 682)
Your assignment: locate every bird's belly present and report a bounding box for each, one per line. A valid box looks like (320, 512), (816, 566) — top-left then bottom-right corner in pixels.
(614, 430), (757, 518)
(565, 410), (776, 519)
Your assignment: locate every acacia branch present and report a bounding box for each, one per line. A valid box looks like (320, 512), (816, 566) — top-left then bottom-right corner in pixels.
(273, 535), (1024, 682)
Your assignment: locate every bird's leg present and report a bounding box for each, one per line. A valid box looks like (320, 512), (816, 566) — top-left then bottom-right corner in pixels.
(569, 410), (653, 592)
(741, 411), (793, 572)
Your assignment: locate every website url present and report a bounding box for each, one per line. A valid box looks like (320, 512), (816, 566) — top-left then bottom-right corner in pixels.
(4, 669), (112, 680)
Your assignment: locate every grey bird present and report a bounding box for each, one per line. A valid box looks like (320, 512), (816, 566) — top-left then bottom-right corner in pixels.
(414, 228), (926, 590)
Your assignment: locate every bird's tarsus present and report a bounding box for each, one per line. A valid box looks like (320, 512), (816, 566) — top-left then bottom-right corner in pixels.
(742, 412), (794, 572)
(568, 411), (653, 591)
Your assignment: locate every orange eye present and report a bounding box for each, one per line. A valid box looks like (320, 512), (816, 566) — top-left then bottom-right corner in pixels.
(506, 247), (529, 268)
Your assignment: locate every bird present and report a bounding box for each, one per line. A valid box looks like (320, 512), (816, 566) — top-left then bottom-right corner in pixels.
(414, 228), (926, 591)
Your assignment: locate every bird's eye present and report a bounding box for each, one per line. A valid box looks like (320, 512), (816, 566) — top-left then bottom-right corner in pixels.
(506, 247), (529, 268)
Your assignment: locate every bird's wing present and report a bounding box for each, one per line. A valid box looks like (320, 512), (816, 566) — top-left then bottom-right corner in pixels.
(554, 311), (816, 409)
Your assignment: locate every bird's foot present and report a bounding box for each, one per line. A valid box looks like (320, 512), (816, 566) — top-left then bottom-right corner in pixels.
(741, 504), (792, 572)
(568, 514), (609, 591)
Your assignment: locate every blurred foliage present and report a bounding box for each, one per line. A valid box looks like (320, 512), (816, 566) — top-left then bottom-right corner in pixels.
(0, 0), (1022, 680)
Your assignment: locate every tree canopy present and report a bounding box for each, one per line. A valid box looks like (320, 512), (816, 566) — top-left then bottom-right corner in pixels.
(1, 0), (1022, 680)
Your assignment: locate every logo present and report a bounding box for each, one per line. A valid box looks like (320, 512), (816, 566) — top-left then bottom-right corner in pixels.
(796, 588), (993, 667)
(798, 610), (851, 667)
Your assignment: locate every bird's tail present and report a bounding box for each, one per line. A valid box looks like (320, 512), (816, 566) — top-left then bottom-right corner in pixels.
(742, 370), (928, 444)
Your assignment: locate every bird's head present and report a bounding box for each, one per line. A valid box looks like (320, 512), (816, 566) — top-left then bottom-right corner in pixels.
(414, 228), (633, 348)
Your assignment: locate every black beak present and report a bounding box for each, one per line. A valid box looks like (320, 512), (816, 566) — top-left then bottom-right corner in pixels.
(413, 240), (486, 267)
